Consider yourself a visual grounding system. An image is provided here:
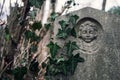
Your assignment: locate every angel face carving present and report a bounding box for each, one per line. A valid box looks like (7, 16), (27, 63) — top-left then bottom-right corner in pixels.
(78, 21), (98, 43)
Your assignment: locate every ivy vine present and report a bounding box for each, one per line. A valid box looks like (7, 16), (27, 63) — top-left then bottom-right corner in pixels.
(57, 15), (79, 39)
(45, 15), (84, 77)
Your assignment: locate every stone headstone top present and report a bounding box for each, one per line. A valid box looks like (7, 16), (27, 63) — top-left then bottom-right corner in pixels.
(54, 7), (120, 80)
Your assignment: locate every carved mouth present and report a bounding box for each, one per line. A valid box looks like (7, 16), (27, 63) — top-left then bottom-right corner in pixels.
(78, 36), (97, 43)
(84, 39), (92, 43)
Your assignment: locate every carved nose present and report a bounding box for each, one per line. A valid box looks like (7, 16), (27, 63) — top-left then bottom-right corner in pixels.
(86, 34), (90, 37)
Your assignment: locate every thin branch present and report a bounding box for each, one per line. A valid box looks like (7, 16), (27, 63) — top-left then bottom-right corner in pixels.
(0, 0), (5, 16)
(56, 0), (74, 16)
(0, 60), (13, 77)
(102, 0), (107, 11)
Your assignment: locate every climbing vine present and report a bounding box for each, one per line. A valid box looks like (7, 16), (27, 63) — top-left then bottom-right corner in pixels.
(0, 0), (84, 80)
(45, 14), (84, 77)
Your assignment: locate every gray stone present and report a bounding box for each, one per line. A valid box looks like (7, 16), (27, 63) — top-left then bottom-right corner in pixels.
(53, 7), (120, 80)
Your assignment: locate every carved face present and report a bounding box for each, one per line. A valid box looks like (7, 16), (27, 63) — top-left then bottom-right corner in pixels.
(78, 21), (98, 43)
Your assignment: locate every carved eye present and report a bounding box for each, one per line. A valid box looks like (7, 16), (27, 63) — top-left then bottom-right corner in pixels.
(82, 30), (87, 34)
(89, 31), (94, 34)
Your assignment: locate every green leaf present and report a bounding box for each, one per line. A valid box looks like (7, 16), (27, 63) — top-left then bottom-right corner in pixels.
(50, 12), (57, 21)
(45, 23), (52, 31)
(108, 6), (120, 15)
(5, 27), (9, 34)
(30, 44), (37, 53)
(12, 67), (27, 80)
(56, 57), (65, 64)
(5, 34), (11, 41)
(49, 57), (57, 64)
(25, 30), (40, 42)
(61, 63), (67, 75)
(31, 35), (40, 42)
(66, 27), (72, 35)
(19, 20), (24, 25)
(42, 62), (47, 68)
(46, 57), (67, 75)
(31, 21), (42, 31)
(73, 2), (76, 6)
(47, 41), (61, 58)
(46, 63), (56, 75)
(24, 30), (33, 40)
(69, 15), (79, 25)
(1, 76), (11, 80)
(57, 20), (76, 39)
(65, 41), (79, 57)
(51, 0), (56, 3)
(67, 53), (84, 74)
(71, 27), (77, 38)
(28, 10), (37, 19)
(29, 59), (39, 74)
(66, 0), (72, 5)
(57, 29), (67, 39)
(5, 27), (11, 41)
(21, 58), (27, 66)
(29, 0), (45, 8)
(73, 53), (85, 62)
(58, 20), (68, 29)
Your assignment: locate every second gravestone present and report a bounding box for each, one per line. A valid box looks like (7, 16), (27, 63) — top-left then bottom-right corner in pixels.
(54, 7), (120, 80)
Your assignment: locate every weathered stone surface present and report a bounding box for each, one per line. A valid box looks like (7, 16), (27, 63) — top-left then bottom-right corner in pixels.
(54, 7), (120, 80)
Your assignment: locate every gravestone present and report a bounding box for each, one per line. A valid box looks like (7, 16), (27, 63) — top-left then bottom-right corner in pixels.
(53, 7), (120, 80)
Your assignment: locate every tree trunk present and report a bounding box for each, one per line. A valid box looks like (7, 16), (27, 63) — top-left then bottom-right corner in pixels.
(102, 0), (107, 11)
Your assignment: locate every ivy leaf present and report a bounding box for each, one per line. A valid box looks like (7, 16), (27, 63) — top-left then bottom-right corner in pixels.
(45, 23), (52, 31)
(24, 30), (33, 40)
(29, 59), (39, 74)
(19, 19), (24, 25)
(57, 29), (67, 39)
(5, 27), (9, 34)
(73, 53), (85, 62)
(47, 41), (61, 58)
(31, 34), (40, 42)
(65, 41), (79, 57)
(25, 30), (40, 42)
(56, 57), (65, 64)
(50, 12), (58, 21)
(42, 62), (47, 69)
(30, 44), (37, 53)
(71, 27), (77, 38)
(67, 53), (84, 74)
(5, 34), (11, 41)
(47, 58), (59, 75)
(66, 0), (72, 5)
(73, 2), (76, 6)
(0, 76), (10, 80)
(5, 27), (11, 41)
(69, 15), (79, 25)
(57, 20), (74, 39)
(60, 62), (67, 75)
(66, 27), (72, 35)
(31, 21), (42, 31)
(51, 0), (56, 3)
(12, 67), (27, 80)
(21, 58), (27, 66)
(46, 57), (67, 75)
(29, 0), (45, 8)
(28, 10), (37, 19)
(59, 20), (68, 30)
(57, 20), (73, 39)
(49, 57), (57, 64)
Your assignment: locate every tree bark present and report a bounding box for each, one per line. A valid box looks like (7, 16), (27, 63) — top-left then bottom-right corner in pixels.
(102, 0), (107, 11)
(0, 0), (5, 16)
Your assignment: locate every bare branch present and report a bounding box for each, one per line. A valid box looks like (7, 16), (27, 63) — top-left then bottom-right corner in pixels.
(0, 0), (5, 16)
(102, 0), (107, 11)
